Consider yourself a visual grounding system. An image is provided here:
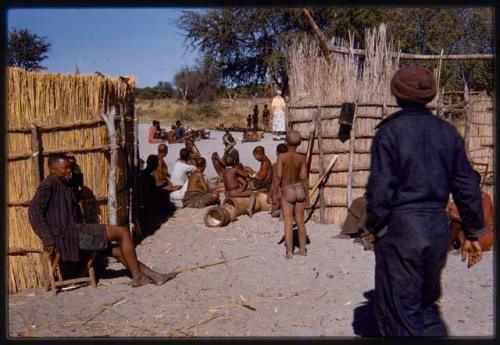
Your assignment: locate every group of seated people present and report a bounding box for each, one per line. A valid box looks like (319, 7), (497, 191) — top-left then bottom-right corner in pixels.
(148, 120), (209, 144)
(340, 170), (495, 252)
(148, 120), (186, 144)
(141, 129), (291, 218)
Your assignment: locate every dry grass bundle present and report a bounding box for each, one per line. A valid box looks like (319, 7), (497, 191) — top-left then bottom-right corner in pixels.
(7, 68), (136, 293)
(287, 24), (400, 223)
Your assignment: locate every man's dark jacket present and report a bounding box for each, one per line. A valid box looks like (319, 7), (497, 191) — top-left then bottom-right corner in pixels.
(366, 107), (486, 239)
(28, 175), (83, 262)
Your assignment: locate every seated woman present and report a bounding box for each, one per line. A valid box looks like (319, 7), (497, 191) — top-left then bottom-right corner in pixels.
(447, 171), (494, 251)
(148, 120), (167, 144)
(183, 158), (223, 208)
(167, 125), (177, 144)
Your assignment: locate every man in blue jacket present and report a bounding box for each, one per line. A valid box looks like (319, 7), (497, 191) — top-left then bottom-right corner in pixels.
(365, 66), (485, 336)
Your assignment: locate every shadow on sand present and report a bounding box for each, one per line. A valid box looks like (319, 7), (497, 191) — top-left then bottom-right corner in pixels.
(352, 289), (381, 337)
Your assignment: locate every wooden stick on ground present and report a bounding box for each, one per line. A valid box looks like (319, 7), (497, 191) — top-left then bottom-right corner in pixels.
(82, 297), (128, 326)
(173, 255), (251, 275)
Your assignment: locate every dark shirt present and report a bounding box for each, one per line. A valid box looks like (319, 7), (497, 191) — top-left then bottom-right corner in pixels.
(175, 126), (185, 138)
(366, 107), (486, 240)
(28, 175), (83, 262)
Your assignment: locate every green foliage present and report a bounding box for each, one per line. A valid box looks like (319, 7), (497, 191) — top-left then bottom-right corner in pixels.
(177, 7), (493, 93)
(8, 28), (51, 71)
(197, 103), (221, 117)
(136, 81), (174, 99)
(173, 56), (223, 103)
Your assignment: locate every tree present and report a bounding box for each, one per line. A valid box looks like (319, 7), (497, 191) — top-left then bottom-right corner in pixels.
(173, 56), (223, 103)
(8, 28), (51, 71)
(177, 8), (493, 93)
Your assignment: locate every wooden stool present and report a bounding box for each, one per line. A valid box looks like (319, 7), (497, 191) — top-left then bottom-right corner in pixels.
(43, 249), (97, 295)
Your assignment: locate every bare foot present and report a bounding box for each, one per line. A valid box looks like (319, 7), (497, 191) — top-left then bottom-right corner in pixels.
(152, 272), (178, 286)
(286, 251), (294, 259)
(131, 275), (153, 288)
(296, 249), (307, 256)
(247, 207), (254, 218)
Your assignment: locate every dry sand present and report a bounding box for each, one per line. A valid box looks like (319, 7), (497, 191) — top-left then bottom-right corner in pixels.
(8, 126), (494, 338)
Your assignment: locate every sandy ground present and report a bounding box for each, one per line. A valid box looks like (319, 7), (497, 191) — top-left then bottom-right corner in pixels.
(8, 126), (494, 338)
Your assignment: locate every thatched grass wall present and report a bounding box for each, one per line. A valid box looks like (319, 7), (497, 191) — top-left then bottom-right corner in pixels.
(287, 24), (494, 224)
(288, 25), (400, 223)
(467, 92), (494, 199)
(7, 68), (136, 294)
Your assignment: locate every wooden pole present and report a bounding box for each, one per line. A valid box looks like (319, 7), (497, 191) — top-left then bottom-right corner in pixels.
(101, 107), (118, 225)
(316, 106), (326, 223)
(464, 81), (472, 158)
(346, 104), (358, 208)
(132, 110), (142, 238)
(309, 155), (339, 198)
(302, 8), (332, 66)
(328, 45), (493, 61)
(30, 124), (43, 186)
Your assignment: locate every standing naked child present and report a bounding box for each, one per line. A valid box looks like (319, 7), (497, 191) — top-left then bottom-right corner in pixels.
(222, 155), (256, 217)
(276, 131), (308, 258)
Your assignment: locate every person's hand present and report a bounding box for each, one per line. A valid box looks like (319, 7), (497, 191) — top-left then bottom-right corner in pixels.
(43, 245), (54, 254)
(461, 240), (482, 268)
(363, 234), (376, 244)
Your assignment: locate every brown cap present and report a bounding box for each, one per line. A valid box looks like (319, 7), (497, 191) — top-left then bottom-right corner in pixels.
(390, 66), (437, 105)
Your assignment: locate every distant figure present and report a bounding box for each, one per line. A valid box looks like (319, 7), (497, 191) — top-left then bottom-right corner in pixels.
(167, 125), (177, 144)
(169, 148), (196, 200)
(174, 120), (186, 141)
(269, 143), (288, 217)
(222, 154), (256, 218)
(447, 170), (494, 251)
(148, 120), (167, 143)
(212, 133), (240, 177)
(183, 158), (222, 208)
(252, 105), (259, 130)
(262, 104), (271, 131)
(247, 114), (252, 129)
(276, 131), (308, 258)
(271, 90), (287, 140)
(246, 146), (273, 191)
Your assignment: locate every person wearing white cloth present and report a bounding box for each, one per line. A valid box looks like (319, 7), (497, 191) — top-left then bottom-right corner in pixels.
(169, 148), (196, 200)
(271, 90), (287, 140)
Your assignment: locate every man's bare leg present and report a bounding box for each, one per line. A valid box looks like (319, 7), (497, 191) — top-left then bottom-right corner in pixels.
(106, 225), (152, 286)
(110, 247), (176, 285)
(294, 201), (307, 256)
(281, 199), (295, 259)
(228, 190), (256, 217)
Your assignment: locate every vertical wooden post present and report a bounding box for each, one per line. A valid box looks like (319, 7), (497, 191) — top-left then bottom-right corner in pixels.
(346, 104), (358, 208)
(464, 81), (472, 157)
(317, 106), (325, 223)
(132, 110), (142, 238)
(101, 107), (118, 226)
(30, 124), (43, 186)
